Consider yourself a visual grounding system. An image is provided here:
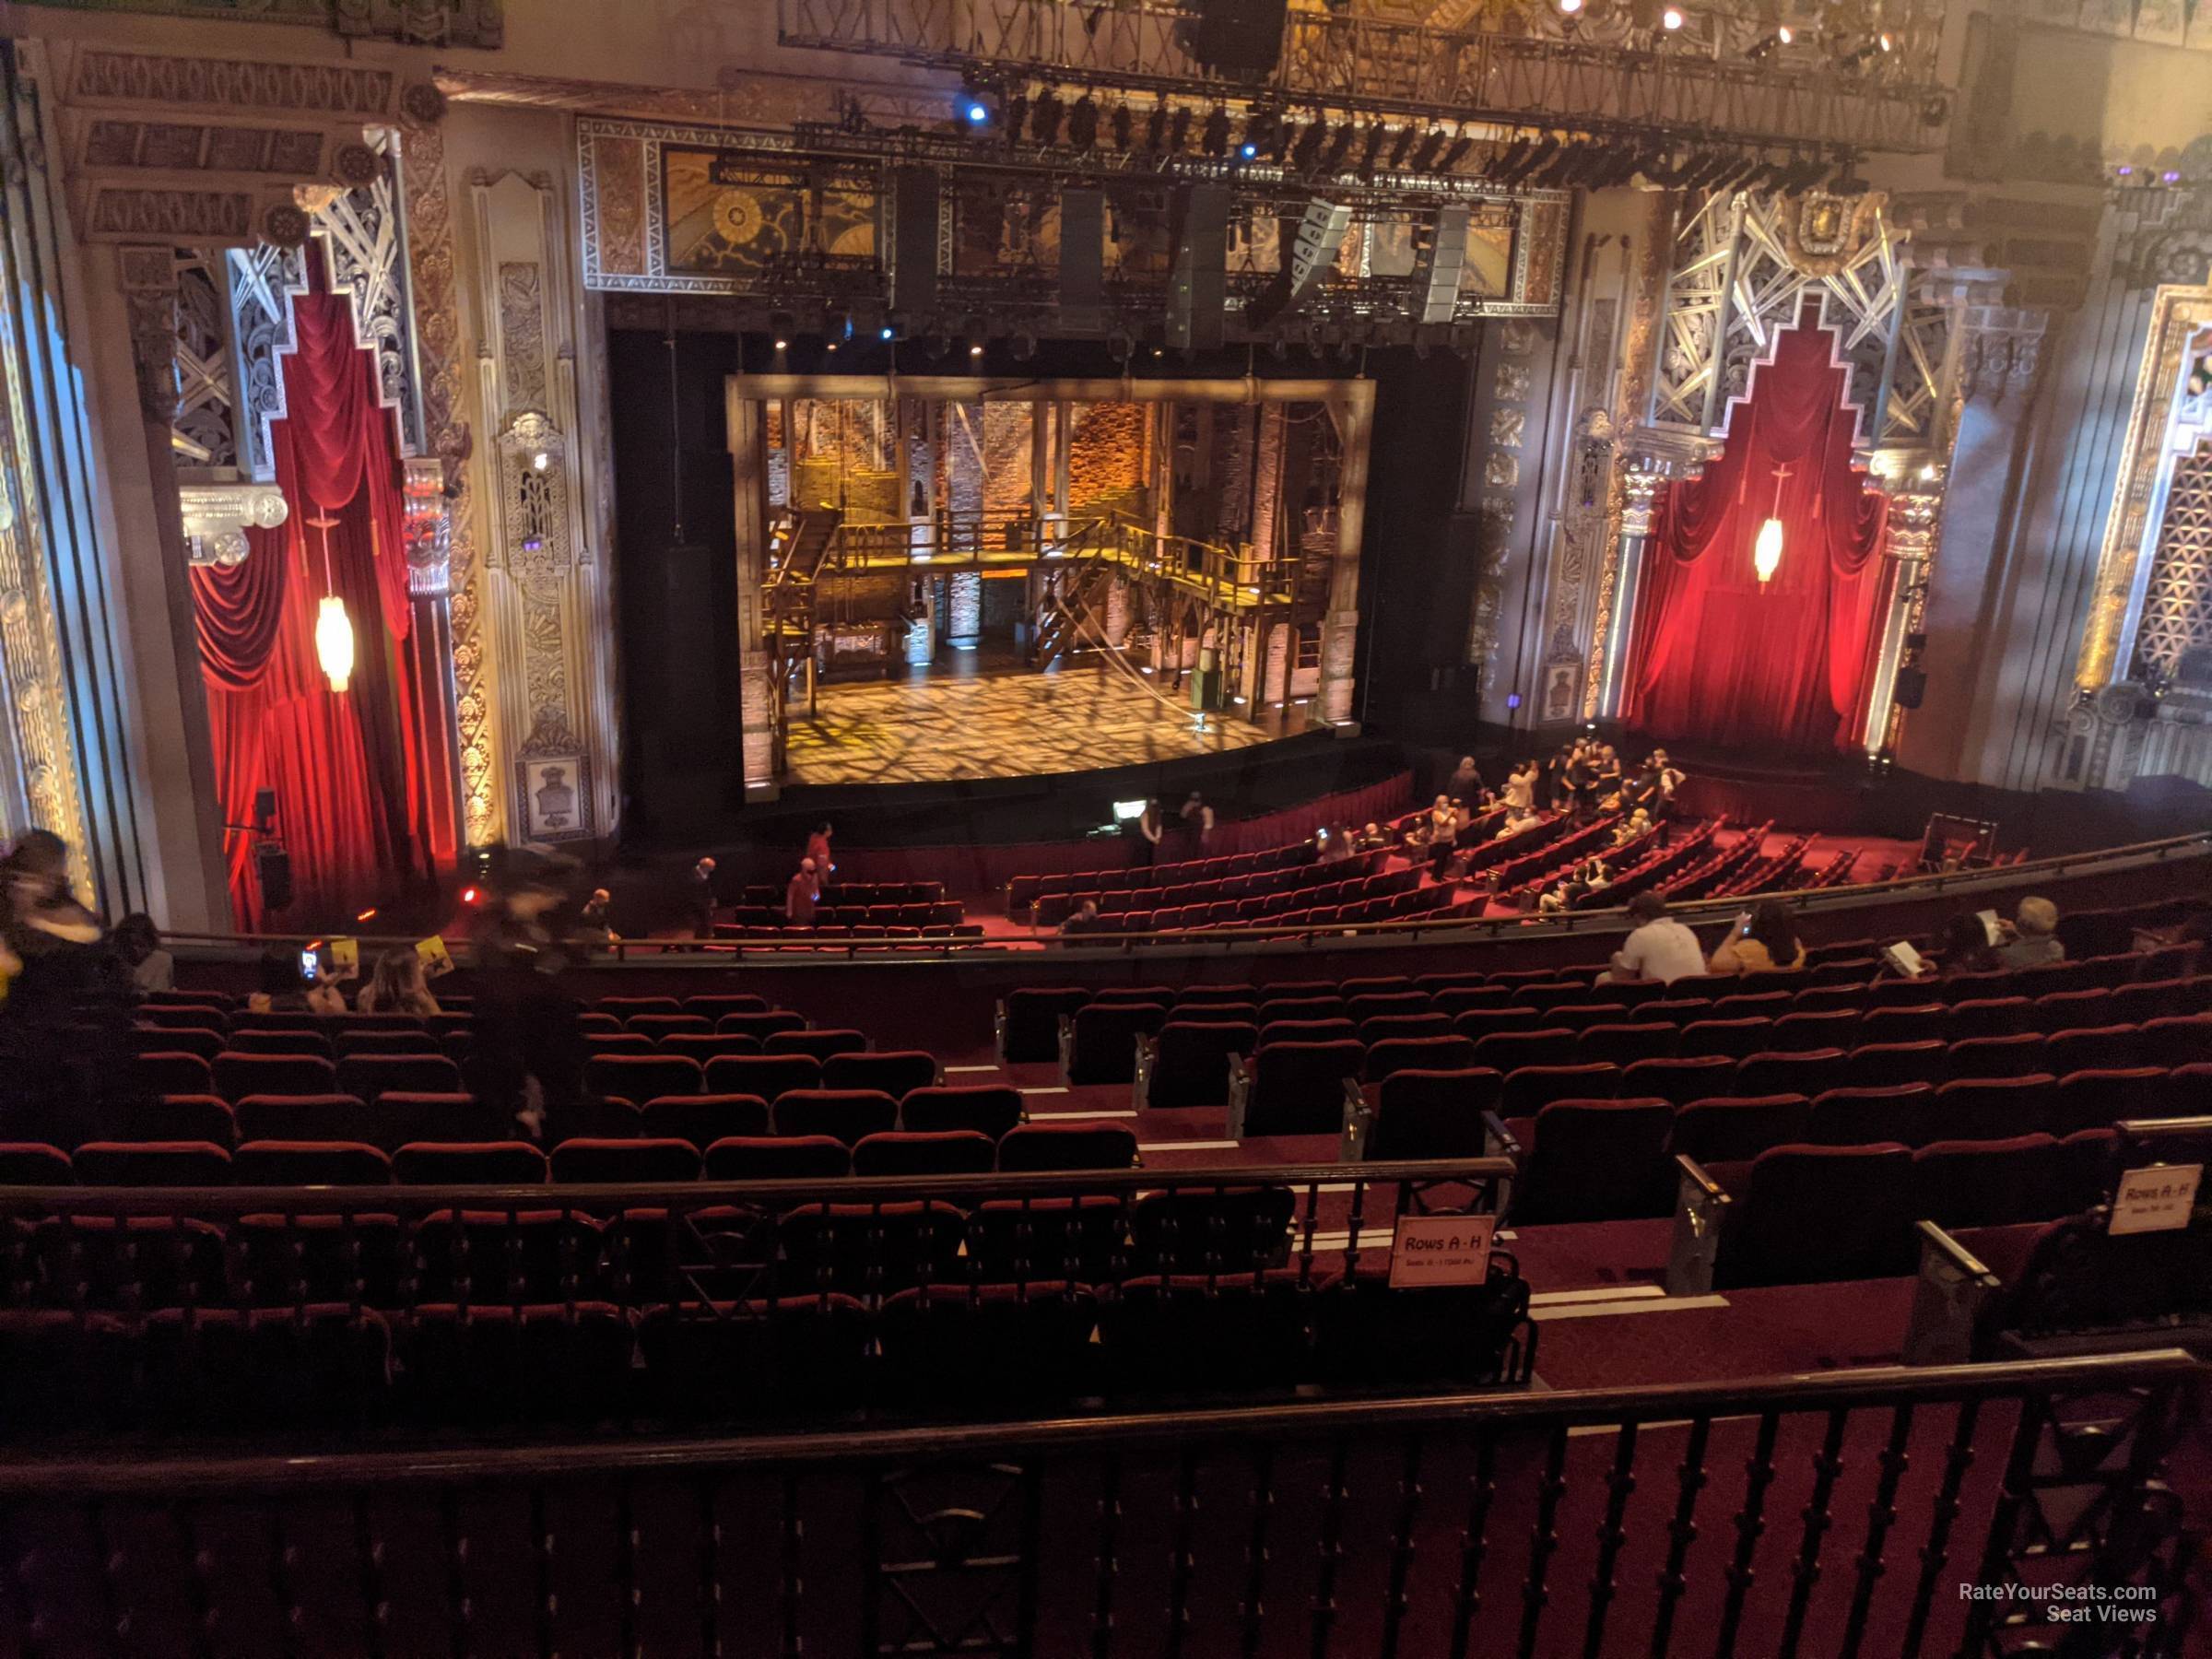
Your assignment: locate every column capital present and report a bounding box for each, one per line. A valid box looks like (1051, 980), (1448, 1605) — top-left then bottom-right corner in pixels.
(1955, 307), (2050, 406)
(116, 245), (180, 424)
(176, 481), (288, 569)
(1868, 456), (1947, 562)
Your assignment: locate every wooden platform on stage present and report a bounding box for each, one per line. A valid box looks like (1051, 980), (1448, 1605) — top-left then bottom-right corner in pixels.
(782, 654), (1302, 786)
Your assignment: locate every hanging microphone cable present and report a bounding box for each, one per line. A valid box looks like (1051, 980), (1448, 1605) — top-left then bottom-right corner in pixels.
(665, 297), (686, 545)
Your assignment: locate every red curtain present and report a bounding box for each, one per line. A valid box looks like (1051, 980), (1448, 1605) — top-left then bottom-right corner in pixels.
(1621, 317), (1892, 756)
(192, 288), (435, 928)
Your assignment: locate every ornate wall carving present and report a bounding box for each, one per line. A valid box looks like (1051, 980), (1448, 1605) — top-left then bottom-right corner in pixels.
(30, 0), (500, 46)
(313, 147), (427, 456)
(2139, 435), (2212, 680)
(468, 164), (613, 845)
(399, 104), (500, 846)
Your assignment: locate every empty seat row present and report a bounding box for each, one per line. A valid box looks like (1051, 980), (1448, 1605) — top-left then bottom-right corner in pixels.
(0, 1264), (1527, 1435)
(0, 1115), (1134, 1190)
(1010, 841), (1315, 912)
(2, 1183), (1341, 1313)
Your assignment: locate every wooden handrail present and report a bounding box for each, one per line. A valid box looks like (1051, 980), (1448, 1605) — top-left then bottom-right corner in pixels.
(151, 828), (2212, 959)
(0, 1349), (2194, 1494)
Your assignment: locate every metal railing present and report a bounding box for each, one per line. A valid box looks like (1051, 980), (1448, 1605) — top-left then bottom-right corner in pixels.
(777, 0), (1949, 154)
(0, 1349), (2194, 1656)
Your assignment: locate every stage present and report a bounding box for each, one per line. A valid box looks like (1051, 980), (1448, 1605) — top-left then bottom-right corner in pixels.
(782, 654), (1302, 786)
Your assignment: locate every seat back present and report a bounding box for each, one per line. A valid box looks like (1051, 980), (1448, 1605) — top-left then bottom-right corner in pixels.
(549, 1137), (702, 1183)
(899, 1085), (1023, 1140)
(212, 1052), (338, 1102)
(234, 1093), (375, 1146)
(996, 1122), (1139, 1171)
(1579, 1022), (1677, 1066)
(1677, 1018), (1772, 1061)
(1499, 1063), (1620, 1116)
(1732, 1049), (1845, 1100)
(1364, 1034), (1477, 1084)
(373, 1092), (512, 1150)
(701, 1135), (852, 1181)
(1366, 1068), (1503, 1159)
(820, 1050), (940, 1098)
(1621, 1054), (1737, 1106)
(584, 1053), (704, 1103)
(640, 1093), (771, 1149)
(1465, 1027), (1575, 1074)
(1066, 1003), (1169, 1084)
(1910, 1135), (2099, 1230)
(1513, 1099), (1677, 1224)
(1147, 1020), (1259, 1108)
(231, 1140), (393, 1185)
(1806, 1084), (1935, 1148)
(852, 1130), (997, 1177)
(764, 1028), (870, 1063)
(1001, 987), (1092, 1062)
(392, 1141), (547, 1184)
(1929, 1075), (2055, 1143)
(701, 1053), (822, 1103)
(1666, 1095), (1811, 1165)
(1718, 1144), (1915, 1288)
(773, 1088), (900, 1147)
(71, 1141), (232, 1186)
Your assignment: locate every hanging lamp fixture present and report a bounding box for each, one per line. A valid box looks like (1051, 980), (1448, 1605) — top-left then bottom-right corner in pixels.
(1753, 460), (1792, 587)
(306, 507), (356, 692)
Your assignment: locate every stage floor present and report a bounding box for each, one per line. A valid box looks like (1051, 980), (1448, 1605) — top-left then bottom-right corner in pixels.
(782, 656), (1288, 786)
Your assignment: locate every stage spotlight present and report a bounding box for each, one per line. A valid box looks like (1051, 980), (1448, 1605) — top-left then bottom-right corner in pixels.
(1411, 127), (1445, 171)
(1290, 114), (1327, 173)
(772, 336), (789, 352)
(962, 98), (992, 127)
(1747, 28), (1788, 58)
(969, 342), (984, 358)
(1560, 0), (1583, 11)
(1387, 124), (1417, 169)
(1241, 108), (1279, 159)
(1011, 330), (1037, 360)
(1878, 30), (1894, 51)
(1321, 121), (1356, 172)
(1005, 91), (1029, 135)
(879, 324), (896, 341)
(1661, 5), (1685, 29)
(1239, 139), (1259, 160)
(1441, 130), (1475, 171)
(1357, 123), (1387, 175)
(1030, 88), (1064, 146)
(1167, 105), (1194, 151)
(1068, 94), (1099, 148)
(1110, 102), (1133, 149)
(1202, 104), (1230, 157)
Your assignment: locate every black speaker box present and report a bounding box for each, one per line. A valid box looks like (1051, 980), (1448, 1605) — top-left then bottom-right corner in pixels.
(1185, 0), (1289, 78)
(1167, 183), (1230, 351)
(255, 843), (294, 912)
(890, 165), (939, 316)
(1892, 666), (1927, 710)
(1059, 186), (1104, 335)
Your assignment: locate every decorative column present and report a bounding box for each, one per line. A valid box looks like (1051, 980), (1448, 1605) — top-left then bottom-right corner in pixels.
(1589, 432), (1717, 723)
(1895, 302), (2052, 782)
(466, 168), (619, 844)
(1864, 461), (1947, 755)
(1316, 380), (1374, 727)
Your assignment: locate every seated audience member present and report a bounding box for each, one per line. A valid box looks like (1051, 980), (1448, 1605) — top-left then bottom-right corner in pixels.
(1355, 821), (1386, 853)
(1061, 899), (1102, 939)
(248, 945), (346, 1016)
(1607, 891), (1707, 985)
(111, 912), (173, 994)
(1934, 911), (2001, 978)
(1996, 896), (2065, 969)
(358, 947), (441, 1016)
(1583, 856), (1612, 891)
(1497, 806), (1540, 840)
(786, 857), (822, 926)
(1614, 808), (1651, 847)
(1707, 900), (1805, 976)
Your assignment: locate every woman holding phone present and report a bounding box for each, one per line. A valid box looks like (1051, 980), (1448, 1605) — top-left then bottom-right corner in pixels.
(1707, 900), (1804, 975)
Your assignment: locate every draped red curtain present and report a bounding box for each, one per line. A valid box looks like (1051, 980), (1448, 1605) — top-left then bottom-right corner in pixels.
(1621, 316), (1892, 756)
(192, 287), (436, 928)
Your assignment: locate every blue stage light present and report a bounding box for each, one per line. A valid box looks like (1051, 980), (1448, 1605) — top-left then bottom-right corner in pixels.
(965, 101), (990, 125)
(1239, 141), (1259, 159)
(879, 324), (895, 341)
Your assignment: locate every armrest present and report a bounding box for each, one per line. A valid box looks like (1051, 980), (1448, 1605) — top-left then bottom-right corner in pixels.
(1336, 1075), (1371, 1162)
(1225, 1053), (1254, 1141)
(1055, 1014), (1076, 1086)
(1665, 1154), (1729, 1298)
(1901, 1219), (2003, 1368)
(1131, 1032), (1158, 1112)
(993, 999), (1007, 1065)
(1480, 1110), (1523, 1162)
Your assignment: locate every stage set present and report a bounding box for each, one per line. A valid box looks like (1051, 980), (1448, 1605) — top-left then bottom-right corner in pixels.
(729, 374), (1370, 789)
(41, 9), (2211, 940)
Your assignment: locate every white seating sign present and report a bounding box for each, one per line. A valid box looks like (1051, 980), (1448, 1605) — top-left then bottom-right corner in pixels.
(2110, 1163), (2202, 1236)
(1389, 1214), (1499, 1288)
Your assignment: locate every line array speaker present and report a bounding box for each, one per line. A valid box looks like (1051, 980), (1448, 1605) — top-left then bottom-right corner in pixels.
(1059, 186), (1105, 335)
(1414, 206), (1468, 324)
(1183, 0), (1289, 79)
(1166, 182), (1230, 351)
(889, 165), (939, 316)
